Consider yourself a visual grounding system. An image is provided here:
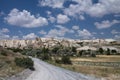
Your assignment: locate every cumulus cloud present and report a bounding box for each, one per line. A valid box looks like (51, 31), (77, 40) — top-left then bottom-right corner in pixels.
(0, 28), (9, 33)
(64, 0), (120, 17)
(94, 20), (120, 29)
(79, 15), (85, 20)
(5, 8), (48, 28)
(23, 33), (37, 39)
(77, 29), (93, 39)
(48, 16), (56, 23)
(0, 11), (5, 16)
(39, 30), (47, 35)
(100, 32), (104, 35)
(72, 25), (79, 30)
(64, 0), (92, 17)
(0, 28), (10, 39)
(45, 25), (72, 38)
(111, 29), (120, 34)
(46, 11), (52, 15)
(0, 34), (10, 40)
(114, 35), (120, 40)
(12, 36), (19, 39)
(114, 14), (120, 17)
(57, 14), (70, 24)
(38, 0), (65, 8)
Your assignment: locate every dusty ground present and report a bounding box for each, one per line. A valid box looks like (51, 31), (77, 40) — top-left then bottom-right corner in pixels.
(25, 58), (103, 80)
(71, 55), (120, 62)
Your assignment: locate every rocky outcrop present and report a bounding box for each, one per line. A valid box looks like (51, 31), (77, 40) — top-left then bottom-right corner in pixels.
(0, 38), (117, 49)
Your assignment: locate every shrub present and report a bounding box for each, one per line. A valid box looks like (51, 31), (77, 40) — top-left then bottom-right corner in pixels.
(106, 48), (110, 55)
(79, 50), (84, 56)
(41, 53), (51, 61)
(7, 48), (23, 52)
(98, 48), (104, 54)
(61, 55), (72, 64)
(0, 50), (7, 56)
(55, 59), (61, 64)
(14, 57), (34, 70)
(111, 49), (117, 55)
(71, 47), (76, 53)
(90, 53), (96, 57)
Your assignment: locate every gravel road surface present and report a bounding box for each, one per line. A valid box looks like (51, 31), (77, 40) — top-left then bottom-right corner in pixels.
(25, 58), (104, 80)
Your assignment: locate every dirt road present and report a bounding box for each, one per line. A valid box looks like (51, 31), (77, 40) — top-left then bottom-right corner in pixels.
(26, 58), (103, 80)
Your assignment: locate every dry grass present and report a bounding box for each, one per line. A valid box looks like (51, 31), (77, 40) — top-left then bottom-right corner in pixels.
(0, 48), (25, 77)
(71, 55), (120, 62)
(60, 64), (120, 80)
(49, 55), (120, 80)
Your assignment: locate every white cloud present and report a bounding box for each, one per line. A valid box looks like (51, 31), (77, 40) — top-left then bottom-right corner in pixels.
(0, 28), (9, 33)
(86, 0), (120, 17)
(46, 11), (51, 15)
(72, 25), (79, 30)
(0, 34), (10, 40)
(45, 29), (59, 38)
(79, 15), (85, 20)
(48, 16), (56, 23)
(23, 33), (37, 39)
(5, 8), (48, 28)
(39, 30), (47, 35)
(100, 32), (104, 35)
(64, 0), (120, 17)
(64, 0), (92, 17)
(92, 32), (97, 35)
(111, 29), (120, 34)
(86, 3), (106, 17)
(114, 14), (120, 17)
(57, 14), (70, 24)
(69, 30), (75, 33)
(94, 20), (120, 29)
(38, 0), (65, 8)
(77, 29), (93, 39)
(45, 25), (72, 38)
(0, 11), (5, 16)
(12, 36), (19, 39)
(114, 35), (120, 40)
(0, 28), (10, 39)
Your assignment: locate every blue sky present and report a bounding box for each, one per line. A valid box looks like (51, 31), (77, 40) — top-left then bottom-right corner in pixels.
(0, 0), (120, 40)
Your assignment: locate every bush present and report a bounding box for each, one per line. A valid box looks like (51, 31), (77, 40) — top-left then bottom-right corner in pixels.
(90, 53), (96, 57)
(79, 50), (84, 56)
(14, 57), (34, 70)
(106, 48), (110, 55)
(7, 48), (23, 53)
(61, 55), (72, 64)
(98, 48), (104, 54)
(0, 50), (7, 56)
(41, 53), (51, 61)
(55, 59), (61, 64)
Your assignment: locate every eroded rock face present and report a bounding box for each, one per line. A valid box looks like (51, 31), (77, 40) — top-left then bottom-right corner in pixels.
(0, 38), (62, 48)
(0, 40), (28, 48)
(0, 38), (78, 49)
(0, 38), (117, 49)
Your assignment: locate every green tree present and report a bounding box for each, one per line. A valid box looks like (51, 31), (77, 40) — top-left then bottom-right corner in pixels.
(41, 53), (51, 61)
(111, 49), (117, 54)
(0, 50), (7, 56)
(14, 57), (34, 70)
(98, 48), (104, 54)
(42, 47), (49, 53)
(52, 47), (59, 54)
(106, 48), (110, 55)
(71, 47), (76, 53)
(79, 50), (84, 56)
(61, 55), (72, 64)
